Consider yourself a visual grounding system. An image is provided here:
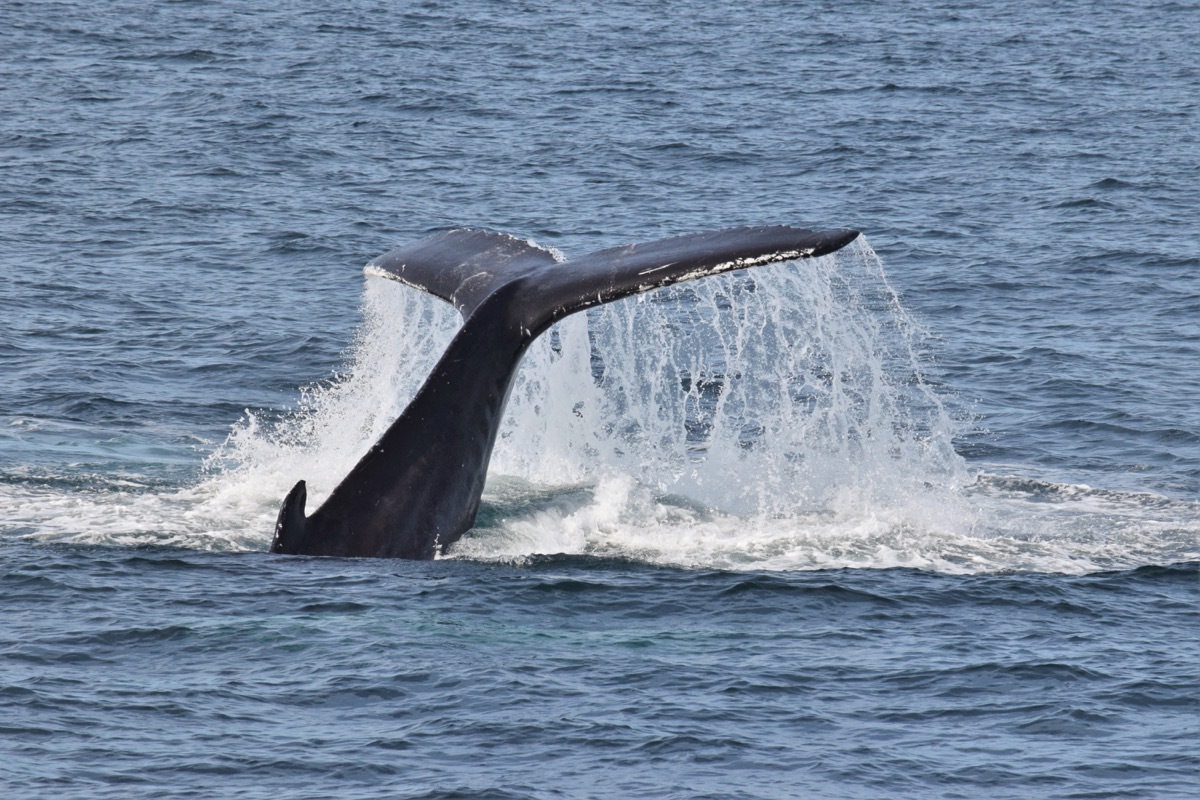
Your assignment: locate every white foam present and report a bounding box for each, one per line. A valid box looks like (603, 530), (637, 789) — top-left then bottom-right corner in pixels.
(5, 237), (1196, 573)
(450, 472), (1200, 574)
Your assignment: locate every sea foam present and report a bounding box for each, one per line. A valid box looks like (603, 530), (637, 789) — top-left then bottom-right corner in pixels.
(6, 238), (1196, 572)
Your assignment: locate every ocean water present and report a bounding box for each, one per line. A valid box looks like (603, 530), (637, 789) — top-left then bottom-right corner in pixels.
(1, 1), (1197, 798)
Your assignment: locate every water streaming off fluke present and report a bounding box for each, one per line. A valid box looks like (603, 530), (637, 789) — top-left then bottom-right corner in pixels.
(201, 238), (1196, 571)
(3, 239), (1194, 571)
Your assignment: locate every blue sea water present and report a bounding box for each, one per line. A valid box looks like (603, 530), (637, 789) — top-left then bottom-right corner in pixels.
(2, 1), (1198, 797)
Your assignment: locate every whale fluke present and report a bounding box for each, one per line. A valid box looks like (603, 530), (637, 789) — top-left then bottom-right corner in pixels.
(271, 225), (860, 559)
(363, 229), (560, 318)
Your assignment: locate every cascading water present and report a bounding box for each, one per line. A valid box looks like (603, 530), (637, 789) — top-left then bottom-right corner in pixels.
(6, 237), (1195, 571)
(493, 237), (966, 515)
(464, 236), (975, 567)
(187, 235), (975, 567)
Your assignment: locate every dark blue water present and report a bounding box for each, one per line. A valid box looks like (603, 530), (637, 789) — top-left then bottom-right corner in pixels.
(2, 1), (1197, 797)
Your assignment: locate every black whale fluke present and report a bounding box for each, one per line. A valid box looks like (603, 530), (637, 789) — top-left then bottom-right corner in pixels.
(270, 225), (860, 559)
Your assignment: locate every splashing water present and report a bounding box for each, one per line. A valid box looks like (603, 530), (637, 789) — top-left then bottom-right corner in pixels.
(494, 237), (965, 511)
(4, 238), (1196, 572)
(468, 237), (979, 569)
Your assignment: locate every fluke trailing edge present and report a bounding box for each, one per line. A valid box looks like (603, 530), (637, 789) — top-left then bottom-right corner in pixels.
(270, 225), (860, 559)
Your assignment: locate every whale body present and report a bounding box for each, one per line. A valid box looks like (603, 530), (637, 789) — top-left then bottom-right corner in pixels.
(270, 225), (860, 559)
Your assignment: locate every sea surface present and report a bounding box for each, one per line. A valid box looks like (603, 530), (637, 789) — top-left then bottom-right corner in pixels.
(2, 1), (1198, 798)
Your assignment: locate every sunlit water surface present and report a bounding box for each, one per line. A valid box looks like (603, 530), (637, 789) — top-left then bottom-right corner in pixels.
(2, 1), (1197, 798)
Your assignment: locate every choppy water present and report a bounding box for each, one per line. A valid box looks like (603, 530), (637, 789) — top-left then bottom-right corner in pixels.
(2, 1), (1197, 797)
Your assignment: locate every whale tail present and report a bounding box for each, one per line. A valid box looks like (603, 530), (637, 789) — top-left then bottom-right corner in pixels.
(271, 225), (860, 559)
(363, 225), (860, 329)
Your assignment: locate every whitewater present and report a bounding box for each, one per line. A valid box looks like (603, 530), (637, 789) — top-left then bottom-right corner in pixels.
(6, 240), (1194, 575)
(3, 1), (1196, 797)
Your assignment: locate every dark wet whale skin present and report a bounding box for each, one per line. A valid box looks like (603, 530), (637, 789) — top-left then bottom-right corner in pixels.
(270, 225), (859, 559)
